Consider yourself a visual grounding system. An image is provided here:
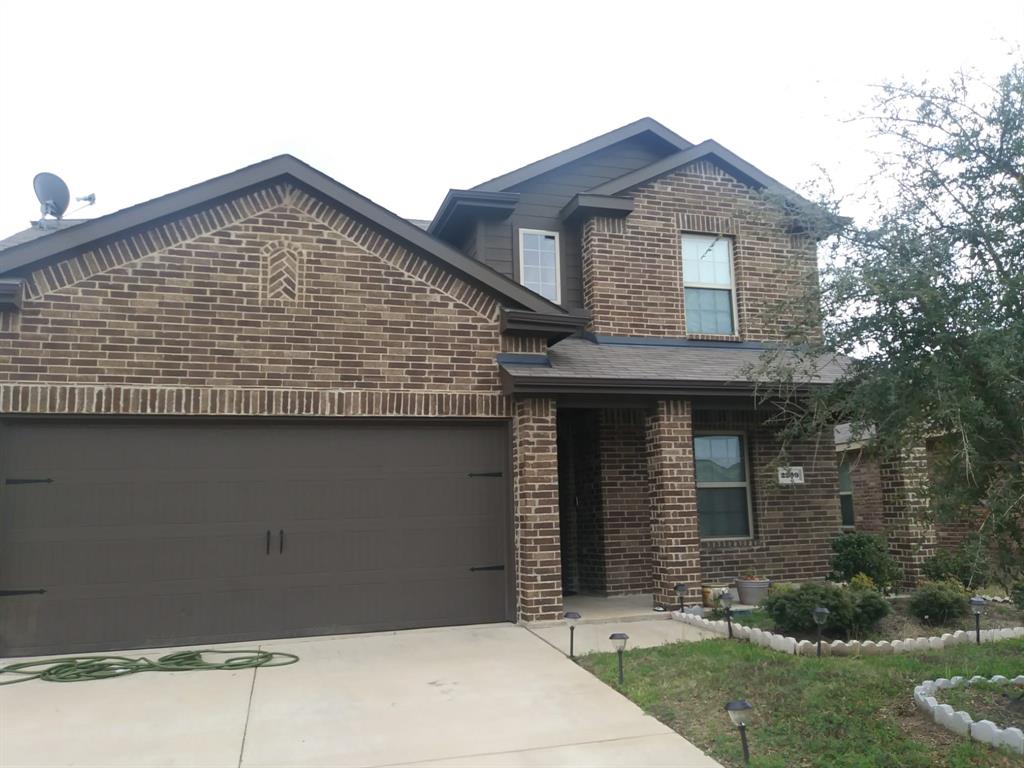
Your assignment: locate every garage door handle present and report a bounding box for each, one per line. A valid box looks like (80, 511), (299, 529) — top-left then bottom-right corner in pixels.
(266, 530), (271, 555)
(279, 529), (285, 554)
(0, 588), (46, 597)
(469, 564), (505, 572)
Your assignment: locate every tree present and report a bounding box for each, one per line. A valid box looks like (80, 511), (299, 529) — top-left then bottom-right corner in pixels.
(755, 63), (1024, 585)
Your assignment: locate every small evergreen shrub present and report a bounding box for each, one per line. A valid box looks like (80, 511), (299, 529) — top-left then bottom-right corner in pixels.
(920, 538), (990, 588)
(850, 588), (891, 635)
(848, 572), (877, 592)
(907, 580), (968, 625)
(763, 582), (854, 636)
(829, 533), (902, 592)
(1011, 581), (1024, 612)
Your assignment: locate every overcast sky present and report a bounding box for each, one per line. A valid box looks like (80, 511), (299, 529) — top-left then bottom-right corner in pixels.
(1, 1), (1021, 238)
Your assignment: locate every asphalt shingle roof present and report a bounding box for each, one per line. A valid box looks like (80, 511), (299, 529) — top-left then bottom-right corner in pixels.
(0, 220), (88, 252)
(501, 336), (846, 386)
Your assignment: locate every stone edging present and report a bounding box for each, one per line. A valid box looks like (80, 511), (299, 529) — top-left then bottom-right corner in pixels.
(672, 610), (1024, 657)
(914, 675), (1024, 755)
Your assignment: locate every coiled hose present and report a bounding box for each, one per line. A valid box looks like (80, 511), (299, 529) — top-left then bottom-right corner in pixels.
(0, 648), (298, 685)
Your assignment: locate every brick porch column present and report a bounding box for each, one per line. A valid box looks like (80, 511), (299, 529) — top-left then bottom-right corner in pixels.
(645, 399), (702, 609)
(880, 446), (936, 587)
(513, 397), (562, 621)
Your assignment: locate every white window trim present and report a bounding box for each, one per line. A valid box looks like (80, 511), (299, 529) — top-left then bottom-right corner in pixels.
(518, 228), (561, 304)
(681, 234), (740, 336)
(694, 430), (755, 542)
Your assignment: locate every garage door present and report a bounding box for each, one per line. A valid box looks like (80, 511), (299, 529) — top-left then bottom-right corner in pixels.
(0, 419), (512, 657)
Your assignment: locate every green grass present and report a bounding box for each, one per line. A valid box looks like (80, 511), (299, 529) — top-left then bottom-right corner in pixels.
(579, 637), (1024, 767)
(937, 681), (1024, 731)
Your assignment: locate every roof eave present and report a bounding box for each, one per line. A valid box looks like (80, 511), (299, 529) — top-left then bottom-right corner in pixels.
(500, 371), (829, 397)
(500, 307), (590, 343)
(426, 189), (519, 240)
(559, 194), (634, 223)
(0, 278), (24, 311)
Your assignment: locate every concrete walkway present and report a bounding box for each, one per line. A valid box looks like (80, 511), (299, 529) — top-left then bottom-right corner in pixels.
(529, 616), (718, 655)
(0, 623), (722, 768)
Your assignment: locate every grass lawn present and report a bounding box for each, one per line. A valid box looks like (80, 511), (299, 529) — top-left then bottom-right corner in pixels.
(937, 681), (1024, 731)
(579, 636), (1024, 767)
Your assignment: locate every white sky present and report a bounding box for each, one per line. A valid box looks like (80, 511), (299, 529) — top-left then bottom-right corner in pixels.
(1, 0), (1021, 238)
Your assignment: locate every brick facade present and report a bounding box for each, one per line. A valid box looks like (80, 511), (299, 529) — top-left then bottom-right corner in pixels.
(881, 447), (937, 586)
(513, 398), (563, 621)
(645, 400), (701, 608)
(582, 160), (819, 342)
(695, 409), (842, 585)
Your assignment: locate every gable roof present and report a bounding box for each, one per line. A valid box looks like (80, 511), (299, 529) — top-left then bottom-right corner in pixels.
(471, 117), (692, 193)
(587, 139), (805, 201)
(0, 219), (87, 252)
(0, 155), (564, 315)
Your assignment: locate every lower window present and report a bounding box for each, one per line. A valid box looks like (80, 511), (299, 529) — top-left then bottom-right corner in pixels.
(839, 459), (855, 527)
(695, 434), (752, 539)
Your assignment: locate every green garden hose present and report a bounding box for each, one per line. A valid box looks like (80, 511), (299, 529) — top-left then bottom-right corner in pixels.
(0, 648), (298, 685)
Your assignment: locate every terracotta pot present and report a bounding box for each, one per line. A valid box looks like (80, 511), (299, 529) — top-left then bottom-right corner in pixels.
(735, 578), (771, 605)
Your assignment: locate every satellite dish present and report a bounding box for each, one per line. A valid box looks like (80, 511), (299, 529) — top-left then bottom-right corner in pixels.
(33, 172), (71, 219)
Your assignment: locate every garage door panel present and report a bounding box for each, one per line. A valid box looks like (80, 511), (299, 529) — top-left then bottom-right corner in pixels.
(0, 420), (511, 656)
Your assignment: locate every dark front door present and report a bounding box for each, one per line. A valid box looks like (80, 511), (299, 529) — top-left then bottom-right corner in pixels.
(0, 419), (511, 656)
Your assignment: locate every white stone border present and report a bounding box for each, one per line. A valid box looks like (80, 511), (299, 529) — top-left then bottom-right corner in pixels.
(914, 675), (1024, 755)
(673, 610), (1024, 657)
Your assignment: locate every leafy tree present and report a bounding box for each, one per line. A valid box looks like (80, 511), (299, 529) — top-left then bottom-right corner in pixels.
(755, 63), (1024, 584)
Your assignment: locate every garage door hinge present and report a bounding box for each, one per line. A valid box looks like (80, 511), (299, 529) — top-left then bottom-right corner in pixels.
(467, 471), (503, 478)
(4, 478), (53, 485)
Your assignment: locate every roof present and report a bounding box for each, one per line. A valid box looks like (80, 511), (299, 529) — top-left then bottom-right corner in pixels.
(500, 336), (847, 396)
(587, 139), (807, 203)
(0, 155), (564, 315)
(0, 219), (88, 252)
(471, 117), (692, 192)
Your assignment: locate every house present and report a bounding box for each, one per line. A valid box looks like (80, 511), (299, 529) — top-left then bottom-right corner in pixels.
(0, 119), (931, 657)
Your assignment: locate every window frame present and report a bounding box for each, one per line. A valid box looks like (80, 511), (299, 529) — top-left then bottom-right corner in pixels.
(694, 430), (755, 542)
(517, 228), (562, 304)
(838, 458), (855, 529)
(680, 234), (740, 336)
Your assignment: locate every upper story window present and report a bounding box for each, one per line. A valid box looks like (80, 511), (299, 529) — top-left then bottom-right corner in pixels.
(682, 235), (737, 335)
(839, 459), (855, 528)
(695, 433), (753, 540)
(519, 229), (561, 303)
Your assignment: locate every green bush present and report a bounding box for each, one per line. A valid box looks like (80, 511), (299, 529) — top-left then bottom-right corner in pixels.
(907, 580), (969, 625)
(849, 572), (877, 592)
(829, 532), (902, 591)
(1011, 581), (1024, 612)
(920, 538), (990, 588)
(850, 588), (891, 635)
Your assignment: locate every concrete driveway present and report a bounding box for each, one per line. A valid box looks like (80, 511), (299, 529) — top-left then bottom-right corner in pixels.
(0, 623), (720, 768)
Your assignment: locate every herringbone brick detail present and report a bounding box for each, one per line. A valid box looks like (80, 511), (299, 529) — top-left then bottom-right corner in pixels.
(261, 241), (301, 302)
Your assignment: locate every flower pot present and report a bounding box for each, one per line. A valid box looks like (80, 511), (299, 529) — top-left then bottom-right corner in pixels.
(735, 578), (771, 605)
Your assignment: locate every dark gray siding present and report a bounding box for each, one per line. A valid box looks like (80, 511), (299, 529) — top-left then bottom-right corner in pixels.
(480, 135), (671, 309)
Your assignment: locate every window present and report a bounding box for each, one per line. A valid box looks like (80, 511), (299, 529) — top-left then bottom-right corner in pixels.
(518, 229), (561, 303)
(682, 235), (737, 335)
(839, 459), (855, 527)
(695, 434), (752, 539)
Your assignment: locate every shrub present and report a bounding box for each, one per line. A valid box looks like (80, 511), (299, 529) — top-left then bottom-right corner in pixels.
(763, 582), (855, 636)
(850, 589), (891, 635)
(920, 537), (990, 588)
(829, 533), (902, 591)
(907, 580), (968, 625)
(1012, 581), (1024, 612)
(848, 572), (877, 592)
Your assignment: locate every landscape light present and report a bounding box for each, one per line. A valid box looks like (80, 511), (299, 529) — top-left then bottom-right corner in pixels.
(609, 632), (629, 684)
(813, 606), (830, 657)
(720, 592), (735, 639)
(674, 583), (688, 613)
(564, 611), (581, 658)
(970, 597), (985, 644)
(725, 700), (753, 766)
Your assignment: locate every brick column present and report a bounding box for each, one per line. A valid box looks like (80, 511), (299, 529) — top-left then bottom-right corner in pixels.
(645, 399), (702, 609)
(513, 397), (562, 621)
(880, 446), (936, 587)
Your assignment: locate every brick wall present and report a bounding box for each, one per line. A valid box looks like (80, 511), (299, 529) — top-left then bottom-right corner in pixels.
(600, 409), (653, 595)
(0, 184), (506, 410)
(582, 160), (820, 342)
(645, 399), (701, 608)
(881, 447), (937, 586)
(697, 409), (842, 585)
(513, 398), (562, 621)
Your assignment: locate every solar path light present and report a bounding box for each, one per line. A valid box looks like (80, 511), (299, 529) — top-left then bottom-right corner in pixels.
(674, 583), (688, 613)
(564, 611), (581, 658)
(609, 632), (629, 685)
(813, 606), (830, 657)
(970, 597), (985, 644)
(725, 699), (753, 766)
(719, 591), (734, 639)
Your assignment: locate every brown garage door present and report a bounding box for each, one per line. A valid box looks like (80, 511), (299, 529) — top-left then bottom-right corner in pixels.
(0, 419), (512, 657)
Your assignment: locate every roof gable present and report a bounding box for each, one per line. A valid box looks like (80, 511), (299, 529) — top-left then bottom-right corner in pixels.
(0, 155), (563, 315)
(470, 118), (692, 193)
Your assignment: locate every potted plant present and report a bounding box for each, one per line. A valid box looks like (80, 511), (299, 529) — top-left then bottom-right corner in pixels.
(735, 574), (771, 605)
